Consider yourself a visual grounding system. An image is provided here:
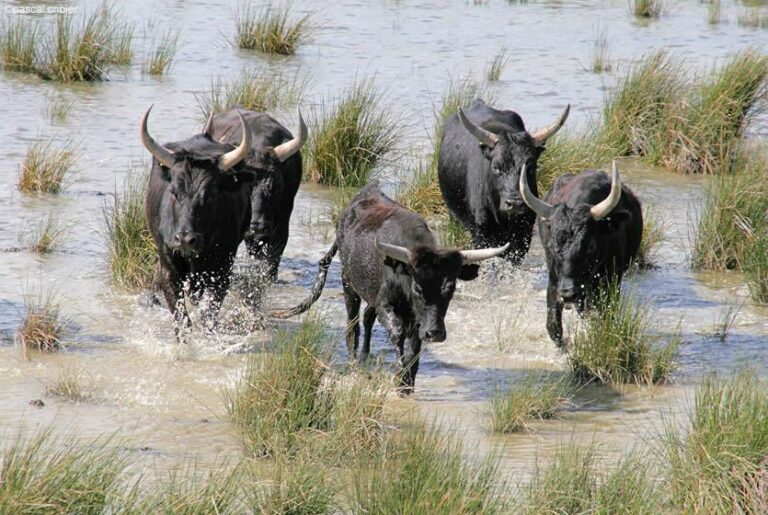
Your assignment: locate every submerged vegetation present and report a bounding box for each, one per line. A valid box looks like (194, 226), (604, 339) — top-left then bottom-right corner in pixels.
(235, 2), (312, 55)
(18, 138), (77, 194)
(304, 78), (401, 187)
(197, 66), (306, 118)
(738, 9), (768, 29)
(590, 25), (612, 73)
(44, 364), (92, 402)
(486, 47), (509, 81)
(629, 0), (665, 19)
(21, 212), (65, 254)
(489, 373), (573, 433)
(16, 287), (68, 354)
(143, 29), (179, 76)
(569, 281), (679, 385)
(103, 171), (157, 291)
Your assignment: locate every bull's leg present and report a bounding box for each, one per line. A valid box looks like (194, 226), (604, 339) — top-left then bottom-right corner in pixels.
(158, 265), (190, 338)
(546, 278), (565, 348)
(375, 305), (406, 375)
(201, 272), (230, 333)
(342, 276), (361, 359)
(399, 332), (423, 395)
(359, 305), (376, 363)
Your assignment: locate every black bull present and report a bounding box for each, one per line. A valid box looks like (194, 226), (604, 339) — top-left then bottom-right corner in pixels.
(273, 183), (508, 392)
(142, 106), (305, 330)
(438, 99), (570, 265)
(519, 162), (643, 344)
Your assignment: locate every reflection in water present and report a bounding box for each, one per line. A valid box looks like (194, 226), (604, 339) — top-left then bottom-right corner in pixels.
(0, 0), (766, 475)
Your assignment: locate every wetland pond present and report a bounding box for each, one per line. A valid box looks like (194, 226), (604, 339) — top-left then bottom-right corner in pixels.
(1, 0), (767, 492)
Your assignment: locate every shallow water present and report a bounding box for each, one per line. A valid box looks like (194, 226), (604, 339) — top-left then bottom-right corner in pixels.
(0, 0), (767, 481)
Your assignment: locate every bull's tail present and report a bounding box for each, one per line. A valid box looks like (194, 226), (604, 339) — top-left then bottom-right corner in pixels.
(271, 241), (338, 319)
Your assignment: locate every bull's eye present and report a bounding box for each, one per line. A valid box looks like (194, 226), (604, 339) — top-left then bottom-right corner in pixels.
(411, 282), (423, 297)
(169, 188), (178, 201)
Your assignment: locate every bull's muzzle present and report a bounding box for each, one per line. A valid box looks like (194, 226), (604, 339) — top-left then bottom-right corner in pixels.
(558, 279), (582, 304)
(419, 324), (446, 343)
(172, 231), (203, 253)
(500, 199), (529, 215)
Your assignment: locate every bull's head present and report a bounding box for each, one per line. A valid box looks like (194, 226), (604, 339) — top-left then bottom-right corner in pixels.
(377, 242), (509, 342)
(457, 105), (569, 215)
(141, 105), (256, 255)
(204, 109), (307, 242)
(520, 161), (626, 305)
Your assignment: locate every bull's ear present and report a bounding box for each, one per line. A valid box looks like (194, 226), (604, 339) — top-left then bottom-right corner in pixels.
(219, 172), (256, 192)
(458, 264), (480, 281)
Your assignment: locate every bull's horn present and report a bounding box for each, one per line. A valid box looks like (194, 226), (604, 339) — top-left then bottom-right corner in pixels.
(458, 108), (498, 148)
(458, 242), (510, 264)
(590, 161), (622, 220)
(519, 163), (555, 220)
(202, 111), (215, 137)
(140, 105), (175, 168)
(377, 241), (412, 264)
(531, 104), (570, 146)
(219, 111), (252, 170)
(272, 107), (307, 162)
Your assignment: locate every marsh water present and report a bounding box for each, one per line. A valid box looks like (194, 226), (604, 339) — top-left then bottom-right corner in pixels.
(1, 0), (767, 482)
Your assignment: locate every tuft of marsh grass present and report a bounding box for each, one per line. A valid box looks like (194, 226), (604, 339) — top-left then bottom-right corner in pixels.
(351, 420), (507, 514)
(196, 66), (306, 120)
(143, 29), (179, 76)
(225, 316), (389, 461)
(17, 138), (77, 194)
(44, 364), (92, 402)
(44, 92), (74, 123)
(396, 76), (495, 217)
(488, 373), (573, 433)
(600, 50), (684, 159)
(536, 127), (613, 191)
(662, 50), (768, 175)
(0, 16), (39, 73)
(250, 461), (336, 514)
(304, 78), (401, 188)
(636, 206), (664, 269)
(590, 24), (612, 73)
(521, 442), (661, 514)
(706, 0), (723, 25)
(691, 145), (768, 298)
(0, 428), (130, 513)
(629, 0), (665, 18)
(569, 280), (679, 385)
(16, 287), (68, 354)
(486, 47), (509, 81)
(435, 214), (472, 249)
(21, 212), (65, 254)
(711, 302), (741, 342)
(490, 302), (529, 351)
(236, 2), (312, 55)
(103, 171), (157, 291)
(139, 463), (244, 514)
(663, 369), (768, 513)
(738, 9), (768, 29)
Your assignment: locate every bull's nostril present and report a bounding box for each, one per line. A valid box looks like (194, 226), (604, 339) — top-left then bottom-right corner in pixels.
(185, 235), (197, 247)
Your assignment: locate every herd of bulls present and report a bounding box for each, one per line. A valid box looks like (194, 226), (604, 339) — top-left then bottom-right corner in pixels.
(140, 100), (643, 392)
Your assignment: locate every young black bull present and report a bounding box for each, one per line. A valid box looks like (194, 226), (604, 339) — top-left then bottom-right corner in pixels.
(274, 183), (508, 393)
(519, 162), (643, 345)
(204, 108), (306, 281)
(438, 99), (570, 265)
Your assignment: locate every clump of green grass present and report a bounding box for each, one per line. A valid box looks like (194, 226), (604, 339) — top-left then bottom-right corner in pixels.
(0, 17), (39, 73)
(486, 47), (509, 81)
(139, 463), (244, 514)
(692, 146), (768, 299)
(0, 428), (130, 513)
(737, 9), (768, 29)
(44, 364), (92, 402)
(706, 0), (723, 25)
(236, 2), (312, 55)
(44, 92), (74, 123)
(569, 280), (679, 385)
(16, 287), (68, 354)
(663, 369), (768, 513)
(536, 127), (613, 191)
(226, 316), (389, 461)
(489, 373), (573, 433)
(396, 76), (495, 217)
(590, 25), (612, 73)
(17, 138), (77, 194)
(143, 29), (179, 76)
(600, 50), (685, 159)
(636, 206), (664, 269)
(21, 212), (65, 254)
(251, 461), (336, 514)
(103, 171), (157, 291)
(629, 0), (665, 18)
(521, 443), (661, 514)
(491, 302), (529, 351)
(197, 66), (305, 120)
(435, 214), (472, 248)
(662, 50), (768, 175)
(351, 421), (507, 513)
(304, 78), (401, 188)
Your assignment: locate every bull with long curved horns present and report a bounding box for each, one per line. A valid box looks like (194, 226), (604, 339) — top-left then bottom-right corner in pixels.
(520, 161), (644, 344)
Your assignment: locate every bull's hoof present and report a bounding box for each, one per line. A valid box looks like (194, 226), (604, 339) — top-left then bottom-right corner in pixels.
(138, 292), (162, 308)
